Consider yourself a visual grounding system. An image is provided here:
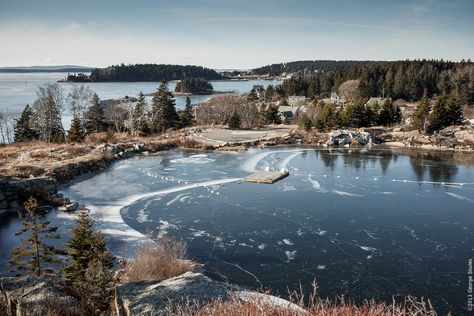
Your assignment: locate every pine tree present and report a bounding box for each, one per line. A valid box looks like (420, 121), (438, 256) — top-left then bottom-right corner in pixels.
(412, 94), (430, 134)
(151, 82), (179, 133)
(67, 115), (85, 143)
(228, 113), (241, 129)
(259, 104), (281, 125)
(445, 92), (463, 126)
(13, 104), (38, 142)
(179, 96), (195, 127)
(9, 197), (64, 276)
(132, 92), (150, 136)
(64, 210), (115, 311)
(265, 85), (275, 102)
(84, 94), (107, 134)
(247, 88), (259, 101)
(428, 94), (448, 132)
(378, 99), (401, 126)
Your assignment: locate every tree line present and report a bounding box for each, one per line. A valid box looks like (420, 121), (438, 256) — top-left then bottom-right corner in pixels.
(13, 82), (195, 144)
(67, 64), (224, 82)
(265, 60), (473, 104)
(252, 60), (387, 76)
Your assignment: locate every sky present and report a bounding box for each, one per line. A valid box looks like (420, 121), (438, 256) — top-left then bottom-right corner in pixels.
(0, 0), (473, 69)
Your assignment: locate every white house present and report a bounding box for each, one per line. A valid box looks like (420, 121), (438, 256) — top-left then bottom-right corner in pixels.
(330, 92), (345, 106)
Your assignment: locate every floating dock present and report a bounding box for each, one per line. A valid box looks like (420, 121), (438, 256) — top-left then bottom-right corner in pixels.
(244, 171), (289, 184)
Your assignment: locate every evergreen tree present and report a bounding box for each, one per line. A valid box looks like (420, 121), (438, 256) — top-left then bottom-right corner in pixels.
(259, 104), (281, 125)
(247, 88), (259, 101)
(151, 82), (179, 133)
(64, 210), (115, 311)
(378, 99), (401, 126)
(179, 96), (195, 127)
(314, 104), (341, 131)
(228, 113), (241, 129)
(9, 197), (64, 276)
(341, 100), (368, 127)
(444, 92), (463, 126)
(412, 93), (430, 134)
(132, 92), (150, 136)
(265, 85), (275, 102)
(84, 94), (107, 134)
(428, 94), (449, 132)
(13, 104), (38, 142)
(67, 115), (85, 143)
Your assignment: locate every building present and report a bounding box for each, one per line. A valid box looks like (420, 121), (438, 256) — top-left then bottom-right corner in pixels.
(278, 105), (306, 123)
(287, 95), (306, 106)
(330, 92), (345, 106)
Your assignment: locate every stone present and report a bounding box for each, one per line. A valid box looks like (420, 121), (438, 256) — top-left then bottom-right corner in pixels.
(115, 272), (305, 316)
(0, 275), (79, 316)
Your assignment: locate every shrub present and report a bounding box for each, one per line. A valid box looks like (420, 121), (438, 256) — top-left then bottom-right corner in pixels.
(123, 238), (197, 282)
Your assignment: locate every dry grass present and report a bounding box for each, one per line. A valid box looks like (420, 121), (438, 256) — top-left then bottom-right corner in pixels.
(122, 238), (198, 283)
(175, 281), (439, 316)
(174, 296), (438, 316)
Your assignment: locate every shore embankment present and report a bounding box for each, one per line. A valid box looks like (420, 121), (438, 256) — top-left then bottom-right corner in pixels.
(1, 124), (473, 217)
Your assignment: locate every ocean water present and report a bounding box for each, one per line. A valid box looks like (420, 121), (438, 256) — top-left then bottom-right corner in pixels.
(1, 146), (472, 314)
(0, 72), (281, 130)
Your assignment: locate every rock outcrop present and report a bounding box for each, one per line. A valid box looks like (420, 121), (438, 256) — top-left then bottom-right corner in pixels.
(0, 275), (79, 316)
(115, 272), (305, 316)
(0, 176), (63, 217)
(326, 130), (381, 146)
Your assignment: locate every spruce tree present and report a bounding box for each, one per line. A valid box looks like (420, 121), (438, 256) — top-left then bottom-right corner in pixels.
(64, 210), (115, 311)
(84, 93), (107, 134)
(13, 104), (38, 142)
(260, 104), (281, 125)
(151, 82), (179, 133)
(378, 99), (401, 126)
(9, 197), (64, 276)
(67, 115), (85, 143)
(412, 94), (430, 134)
(247, 88), (259, 101)
(228, 113), (241, 129)
(445, 92), (463, 126)
(132, 92), (150, 136)
(179, 96), (195, 127)
(428, 94), (448, 132)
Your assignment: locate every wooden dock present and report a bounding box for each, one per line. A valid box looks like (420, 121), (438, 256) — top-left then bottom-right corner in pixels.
(244, 171), (289, 184)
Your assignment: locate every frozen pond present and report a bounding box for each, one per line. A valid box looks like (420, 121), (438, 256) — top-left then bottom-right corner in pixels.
(1, 146), (473, 314)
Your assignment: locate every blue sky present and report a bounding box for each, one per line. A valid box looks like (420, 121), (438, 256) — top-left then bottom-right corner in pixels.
(0, 0), (473, 68)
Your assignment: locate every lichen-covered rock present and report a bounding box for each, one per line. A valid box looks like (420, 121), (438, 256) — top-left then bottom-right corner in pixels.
(0, 275), (79, 316)
(115, 272), (306, 316)
(115, 272), (232, 316)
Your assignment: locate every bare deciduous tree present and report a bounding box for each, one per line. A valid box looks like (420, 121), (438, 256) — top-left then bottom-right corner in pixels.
(67, 85), (94, 118)
(196, 95), (260, 128)
(338, 80), (360, 105)
(0, 110), (16, 144)
(32, 83), (65, 142)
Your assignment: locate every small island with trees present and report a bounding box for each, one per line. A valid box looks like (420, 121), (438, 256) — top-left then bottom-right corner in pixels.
(174, 77), (214, 95)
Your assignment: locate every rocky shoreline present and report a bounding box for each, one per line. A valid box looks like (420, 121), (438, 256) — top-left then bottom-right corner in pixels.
(1, 125), (473, 218)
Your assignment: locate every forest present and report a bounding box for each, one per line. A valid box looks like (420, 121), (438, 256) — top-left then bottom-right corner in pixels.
(66, 64), (225, 82)
(274, 60), (473, 103)
(251, 60), (388, 76)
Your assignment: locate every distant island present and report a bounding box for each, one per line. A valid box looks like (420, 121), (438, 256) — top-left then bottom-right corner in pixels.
(0, 65), (94, 73)
(174, 77), (213, 94)
(64, 63), (225, 82)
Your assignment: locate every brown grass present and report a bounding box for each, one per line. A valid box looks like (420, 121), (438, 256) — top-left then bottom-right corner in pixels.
(174, 281), (439, 316)
(174, 296), (438, 316)
(122, 238), (198, 283)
